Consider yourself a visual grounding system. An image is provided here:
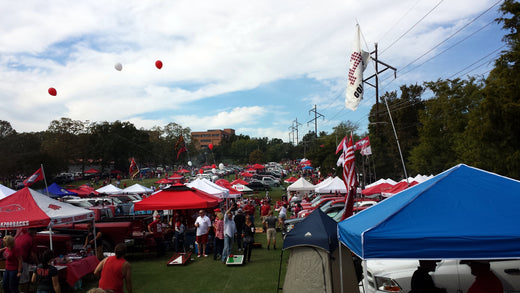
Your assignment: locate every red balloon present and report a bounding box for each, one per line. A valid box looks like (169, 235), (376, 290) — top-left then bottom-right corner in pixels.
(199, 168), (203, 174)
(211, 164), (216, 168)
(155, 60), (163, 69)
(208, 143), (213, 150)
(48, 87), (57, 96)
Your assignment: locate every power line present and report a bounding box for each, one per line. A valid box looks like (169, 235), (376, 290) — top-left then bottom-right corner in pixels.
(381, 0), (445, 54)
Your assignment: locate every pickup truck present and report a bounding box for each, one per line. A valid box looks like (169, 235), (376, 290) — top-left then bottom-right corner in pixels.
(33, 214), (154, 255)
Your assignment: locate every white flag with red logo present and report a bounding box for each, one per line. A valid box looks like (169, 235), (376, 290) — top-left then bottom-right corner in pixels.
(345, 24), (370, 111)
(354, 136), (372, 156)
(129, 158), (139, 179)
(23, 167), (44, 187)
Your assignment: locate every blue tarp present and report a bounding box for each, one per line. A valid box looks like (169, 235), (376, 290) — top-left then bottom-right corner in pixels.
(42, 182), (78, 198)
(283, 208), (338, 252)
(338, 164), (520, 259)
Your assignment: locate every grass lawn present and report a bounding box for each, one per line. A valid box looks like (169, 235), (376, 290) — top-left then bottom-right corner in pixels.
(74, 179), (292, 293)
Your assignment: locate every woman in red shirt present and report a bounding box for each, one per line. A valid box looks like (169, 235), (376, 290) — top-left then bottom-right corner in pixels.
(1, 235), (22, 293)
(94, 243), (132, 293)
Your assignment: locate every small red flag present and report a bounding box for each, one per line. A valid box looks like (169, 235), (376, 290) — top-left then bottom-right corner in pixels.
(23, 168), (44, 187)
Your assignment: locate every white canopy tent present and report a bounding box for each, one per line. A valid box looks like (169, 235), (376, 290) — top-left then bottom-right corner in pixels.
(186, 178), (229, 199)
(315, 177), (347, 194)
(287, 177), (315, 199)
(95, 184), (123, 194)
(313, 177), (333, 190)
(0, 184), (15, 199)
(122, 183), (153, 194)
(232, 183), (253, 192)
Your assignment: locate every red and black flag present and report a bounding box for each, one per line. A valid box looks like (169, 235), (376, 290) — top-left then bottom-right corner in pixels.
(175, 136), (187, 160)
(129, 158), (139, 179)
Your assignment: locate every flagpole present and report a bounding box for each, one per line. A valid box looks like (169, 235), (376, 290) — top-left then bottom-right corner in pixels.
(383, 96), (409, 185)
(40, 164), (51, 197)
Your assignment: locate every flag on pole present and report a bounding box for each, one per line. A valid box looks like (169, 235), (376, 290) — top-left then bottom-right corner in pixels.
(23, 167), (44, 187)
(129, 158), (139, 179)
(175, 136), (187, 160)
(340, 133), (358, 221)
(335, 136), (347, 154)
(354, 136), (372, 156)
(345, 24), (370, 111)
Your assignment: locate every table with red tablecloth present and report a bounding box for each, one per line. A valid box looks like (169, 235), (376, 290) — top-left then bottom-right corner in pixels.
(63, 255), (100, 286)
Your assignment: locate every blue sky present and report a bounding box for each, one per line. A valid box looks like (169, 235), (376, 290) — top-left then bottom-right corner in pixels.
(0, 0), (506, 142)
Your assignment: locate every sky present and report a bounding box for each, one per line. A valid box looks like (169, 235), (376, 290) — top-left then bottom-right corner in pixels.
(0, 0), (507, 143)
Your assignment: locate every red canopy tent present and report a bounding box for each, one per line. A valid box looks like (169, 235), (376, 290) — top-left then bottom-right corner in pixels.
(84, 168), (100, 174)
(381, 181), (419, 197)
(66, 185), (99, 197)
(231, 178), (249, 185)
(133, 185), (221, 211)
(361, 182), (394, 196)
(178, 169), (190, 173)
(252, 163), (265, 169)
(155, 178), (172, 184)
(240, 172), (253, 177)
(284, 177), (298, 183)
(215, 179), (242, 197)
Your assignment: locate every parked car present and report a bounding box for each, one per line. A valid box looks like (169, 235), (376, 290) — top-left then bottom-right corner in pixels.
(353, 200), (378, 213)
(246, 180), (271, 191)
(363, 259), (520, 293)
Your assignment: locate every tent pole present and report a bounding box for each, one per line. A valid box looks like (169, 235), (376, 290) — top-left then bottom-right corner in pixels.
(49, 225), (53, 251)
(276, 250), (284, 293)
(93, 219), (97, 257)
(339, 240), (344, 293)
(362, 259), (368, 292)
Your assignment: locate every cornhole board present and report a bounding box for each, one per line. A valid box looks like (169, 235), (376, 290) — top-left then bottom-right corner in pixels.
(167, 252), (192, 266)
(226, 255), (244, 266)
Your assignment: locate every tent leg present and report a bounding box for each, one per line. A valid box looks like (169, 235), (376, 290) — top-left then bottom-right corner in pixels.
(362, 259), (368, 293)
(276, 249), (284, 293)
(93, 220), (97, 256)
(49, 226), (53, 251)
(339, 240), (344, 293)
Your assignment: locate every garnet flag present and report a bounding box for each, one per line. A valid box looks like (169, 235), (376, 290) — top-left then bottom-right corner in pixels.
(23, 168), (44, 187)
(175, 136), (187, 160)
(129, 158), (139, 179)
(345, 24), (370, 111)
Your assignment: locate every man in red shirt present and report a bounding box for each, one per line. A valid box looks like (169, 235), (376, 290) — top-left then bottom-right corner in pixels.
(95, 243), (132, 293)
(466, 260), (503, 293)
(15, 228), (37, 292)
(243, 200), (255, 224)
(148, 214), (164, 256)
(260, 201), (271, 221)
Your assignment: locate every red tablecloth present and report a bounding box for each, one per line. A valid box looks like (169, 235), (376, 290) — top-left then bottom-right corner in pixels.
(65, 255), (100, 286)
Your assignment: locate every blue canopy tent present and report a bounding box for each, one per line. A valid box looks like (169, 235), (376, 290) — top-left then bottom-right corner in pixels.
(279, 209), (359, 293)
(338, 164), (520, 260)
(42, 182), (78, 198)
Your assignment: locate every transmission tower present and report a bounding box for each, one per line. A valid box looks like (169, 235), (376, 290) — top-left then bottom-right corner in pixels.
(307, 104), (324, 140)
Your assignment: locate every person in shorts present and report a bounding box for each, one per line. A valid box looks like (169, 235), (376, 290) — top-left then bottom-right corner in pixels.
(263, 210), (277, 249)
(194, 210), (211, 257)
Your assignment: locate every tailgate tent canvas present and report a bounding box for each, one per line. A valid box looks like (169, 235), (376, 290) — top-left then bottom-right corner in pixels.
(0, 184), (15, 199)
(282, 209), (359, 293)
(0, 187), (94, 229)
(133, 184), (220, 211)
(95, 184), (123, 195)
(41, 182), (78, 198)
(338, 164), (520, 260)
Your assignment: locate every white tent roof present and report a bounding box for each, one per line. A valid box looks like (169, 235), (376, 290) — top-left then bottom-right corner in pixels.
(186, 178), (230, 198)
(122, 183), (153, 194)
(314, 177), (347, 194)
(313, 177), (333, 189)
(287, 177), (315, 192)
(95, 184), (123, 194)
(232, 183), (253, 192)
(0, 184), (15, 199)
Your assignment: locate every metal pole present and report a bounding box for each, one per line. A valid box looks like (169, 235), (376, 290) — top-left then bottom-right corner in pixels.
(383, 96), (409, 185)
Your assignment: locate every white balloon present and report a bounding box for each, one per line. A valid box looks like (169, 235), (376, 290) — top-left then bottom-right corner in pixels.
(114, 63), (123, 71)
(187, 161), (192, 166)
(212, 168), (216, 173)
(219, 163), (224, 170)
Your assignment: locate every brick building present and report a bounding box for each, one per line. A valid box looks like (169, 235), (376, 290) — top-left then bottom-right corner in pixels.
(191, 128), (235, 150)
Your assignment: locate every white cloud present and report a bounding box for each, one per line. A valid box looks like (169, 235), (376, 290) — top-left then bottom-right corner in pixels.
(0, 0), (504, 141)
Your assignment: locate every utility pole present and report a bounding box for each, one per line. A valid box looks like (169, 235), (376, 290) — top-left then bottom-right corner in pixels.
(288, 118), (302, 145)
(307, 104), (324, 141)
